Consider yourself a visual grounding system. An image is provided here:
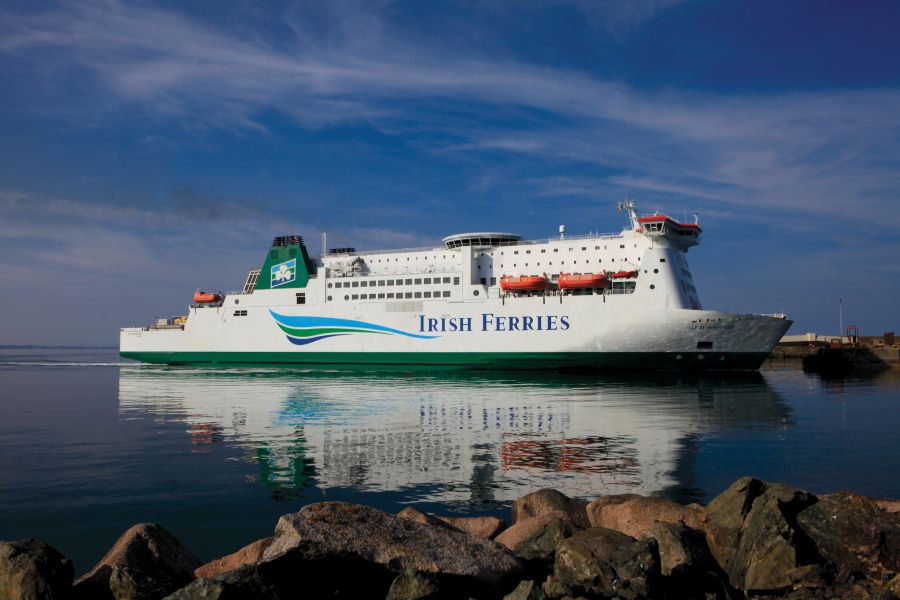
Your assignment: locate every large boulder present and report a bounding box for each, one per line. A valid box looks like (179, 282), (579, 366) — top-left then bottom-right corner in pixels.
(494, 515), (577, 577)
(73, 523), (200, 600)
(0, 539), (74, 600)
(194, 537), (272, 579)
(510, 489), (589, 529)
(586, 494), (704, 538)
(543, 527), (660, 600)
(797, 491), (900, 581)
(437, 516), (506, 540)
(385, 568), (441, 600)
(263, 502), (522, 591)
(703, 478), (818, 594)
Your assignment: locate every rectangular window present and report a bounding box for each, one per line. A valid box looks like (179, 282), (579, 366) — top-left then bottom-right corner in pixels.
(697, 341), (714, 350)
(405, 292), (413, 299)
(378, 293), (385, 299)
(414, 292), (422, 298)
(424, 277), (432, 284)
(424, 291), (432, 298)
(541, 249), (546, 253)
(480, 277), (487, 285)
(443, 277), (451, 283)
(360, 281), (368, 287)
(295, 293), (306, 305)
(351, 281), (359, 288)
(490, 277), (497, 286)
(378, 280), (385, 286)
(453, 277), (460, 285)
(405, 279), (413, 285)
(387, 280), (394, 286)
(414, 278), (422, 285)
(442, 291), (451, 298)
(352, 294), (359, 300)
(660, 258), (666, 263)
(387, 292), (395, 299)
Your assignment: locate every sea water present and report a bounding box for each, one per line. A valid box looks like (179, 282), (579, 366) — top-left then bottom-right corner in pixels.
(1, 346), (898, 572)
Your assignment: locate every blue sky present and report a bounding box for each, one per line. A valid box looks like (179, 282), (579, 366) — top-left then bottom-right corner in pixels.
(1, 0), (898, 345)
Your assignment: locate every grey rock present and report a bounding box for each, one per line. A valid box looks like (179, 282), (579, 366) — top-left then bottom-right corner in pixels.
(263, 502), (522, 589)
(73, 523), (200, 600)
(495, 515), (576, 577)
(643, 521), (709, 577)
(0, 539), (74, 600)
(511, 489), (589, 529)
(386, 568), (441, 600)
(544, 527), (660, 600)
(503, 579), (546, 600)
(702, 478), (817, 593)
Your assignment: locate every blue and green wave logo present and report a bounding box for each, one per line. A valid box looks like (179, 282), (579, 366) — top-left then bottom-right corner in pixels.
(270, 310), (438, 346)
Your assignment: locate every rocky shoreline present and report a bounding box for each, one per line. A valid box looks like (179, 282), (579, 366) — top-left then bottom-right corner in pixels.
(3, 477), (900, 599)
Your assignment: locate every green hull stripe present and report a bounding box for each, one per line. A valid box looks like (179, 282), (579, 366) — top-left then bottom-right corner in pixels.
(120, 351), (770, 370)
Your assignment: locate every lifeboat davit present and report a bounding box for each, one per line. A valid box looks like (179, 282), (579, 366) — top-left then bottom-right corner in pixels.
(192, 291), (222, 304)
(500, 275), (548, 292)
(557, 272), (608, 290)
(608, 270), (639, 279)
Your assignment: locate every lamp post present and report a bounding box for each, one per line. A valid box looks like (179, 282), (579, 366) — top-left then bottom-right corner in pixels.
(839, 297), (843, 343)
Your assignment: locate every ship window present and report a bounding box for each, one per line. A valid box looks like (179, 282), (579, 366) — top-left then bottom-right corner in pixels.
(490, 277), (497, 285)
(424, 291), (432, 298)
(378, 293), (385, 299)
(378, 280), (385, 286)
(480, 277), (487, 285)
(453, 277), (460, 285)
(296, 293), (306, 305)
(581, 247), (586, 251)
(433, 280), (441, 286)
(352, 281), (359, 288)
(443, 291), (451, 297)
(553, 249), (558, 253)
(360, 281), (368, 287)
(414, 278), (422, 284)
(327, 295), (332, 301)
(405, 279), (413, 285)
(424, 278), (431, 284)
(473, 290), (479, 296)
(595, 246), (600, 250)
(344, 295), (349, 300)
(541, 249), (546, 253)
(387, 279), (394, 286)
(352, 294), (359, 300)
(654, 268), (659, 273)
(660, 258), (666, 262)
(405, 292), (413, 299)
(620, 245), (625, 249)
(650, 284), (656, 290)
(327, 283), (332, 288)
(443, 277), (451, 283)
(387, 292), (395, 299)
(414, 292), (422, 298)
(697, 341), (714, 349)
(526, 250), (531, 254)
(514, 251), (519, 255)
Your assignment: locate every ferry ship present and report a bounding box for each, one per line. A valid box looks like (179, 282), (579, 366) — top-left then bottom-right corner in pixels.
(119, 201), (791, 369)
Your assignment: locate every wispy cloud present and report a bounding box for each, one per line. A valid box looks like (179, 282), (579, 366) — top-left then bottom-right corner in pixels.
(2, 1), (899, 228)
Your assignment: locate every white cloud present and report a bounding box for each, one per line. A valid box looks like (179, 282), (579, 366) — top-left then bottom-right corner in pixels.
(1, 1), (899, 229)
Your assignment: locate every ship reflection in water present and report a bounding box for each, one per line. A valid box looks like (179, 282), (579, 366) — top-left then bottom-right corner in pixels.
(117, 369), (791, 505)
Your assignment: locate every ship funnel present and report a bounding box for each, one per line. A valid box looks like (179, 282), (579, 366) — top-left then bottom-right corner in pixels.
(255, 234), (316, 291)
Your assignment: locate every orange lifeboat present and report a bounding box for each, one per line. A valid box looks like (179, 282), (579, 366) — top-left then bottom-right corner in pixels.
(192, 291), (222, 304)
(500, 275), (548, 292)
(558, 272), (608, 290)
(608, 270), (638, 279)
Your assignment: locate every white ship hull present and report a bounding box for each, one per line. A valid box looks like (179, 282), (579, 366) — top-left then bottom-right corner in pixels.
(120, 206), (791, 370)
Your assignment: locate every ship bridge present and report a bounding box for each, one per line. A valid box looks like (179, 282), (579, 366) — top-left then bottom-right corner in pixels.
(442, 232), (522, 249)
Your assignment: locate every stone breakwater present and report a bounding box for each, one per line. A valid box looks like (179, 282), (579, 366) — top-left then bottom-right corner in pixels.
(3, 477), (900, 599)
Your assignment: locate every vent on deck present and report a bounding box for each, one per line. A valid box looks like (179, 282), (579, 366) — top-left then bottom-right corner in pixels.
(329, 247), (357, 255)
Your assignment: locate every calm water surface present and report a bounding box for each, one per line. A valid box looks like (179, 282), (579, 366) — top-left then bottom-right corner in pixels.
(1, 347), (898, 572)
